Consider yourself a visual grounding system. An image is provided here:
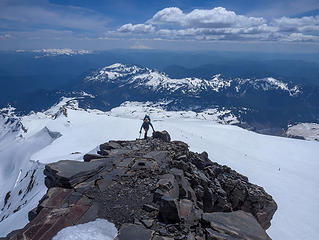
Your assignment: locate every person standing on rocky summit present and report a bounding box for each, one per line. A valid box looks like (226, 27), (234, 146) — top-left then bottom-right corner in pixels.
(139, 114), (155, 139)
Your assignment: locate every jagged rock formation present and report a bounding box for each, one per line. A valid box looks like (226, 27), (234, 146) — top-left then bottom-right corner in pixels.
(5, 131), (277, 240)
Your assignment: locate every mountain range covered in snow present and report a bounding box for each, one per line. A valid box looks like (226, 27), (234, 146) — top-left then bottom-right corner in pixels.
(85, 63), (301, 95)
(73, 63), (317, 135)
(1, 60), (318, 135)
(16, 49), (92, 57)
(1, 50), (318, 135)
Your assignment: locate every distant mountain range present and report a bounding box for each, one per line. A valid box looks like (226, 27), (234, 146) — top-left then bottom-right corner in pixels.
(84, 63), (301, 96)
(1, 56), (319, 134)
(16, 48), (92, 57)
(71, 63), (318, 134)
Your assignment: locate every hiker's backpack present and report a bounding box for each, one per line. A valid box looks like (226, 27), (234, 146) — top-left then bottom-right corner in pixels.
(144, 115), (151, 122)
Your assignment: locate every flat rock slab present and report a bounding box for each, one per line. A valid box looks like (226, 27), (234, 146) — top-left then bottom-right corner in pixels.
(44, 159), (110, 188)
(39, 187), (73, 209)
(202, 210), (271, 240)
(83, 153), (105, 162)
(117, 224), (154, 240)
(143, 151), (171, 169)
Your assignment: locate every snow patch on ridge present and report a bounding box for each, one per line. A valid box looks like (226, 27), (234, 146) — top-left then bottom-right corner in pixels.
(287, 123), (319, 141)
(86, 63), (144, 81)
(53, 218), (118, 240)
(109, 101), (240, 125)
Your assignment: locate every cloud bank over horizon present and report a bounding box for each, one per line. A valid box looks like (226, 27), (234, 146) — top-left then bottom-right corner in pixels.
(115, 7), (319, 42)
(0, 0), (319, 51)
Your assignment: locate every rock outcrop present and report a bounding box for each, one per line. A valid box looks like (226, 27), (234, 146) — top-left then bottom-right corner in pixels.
(5, 131), (277, 240)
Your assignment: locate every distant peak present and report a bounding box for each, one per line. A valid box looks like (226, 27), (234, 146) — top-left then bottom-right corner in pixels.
(211, 73), (222, 79)
(106, 63), (127, 69)
(102, 63), (144, 72)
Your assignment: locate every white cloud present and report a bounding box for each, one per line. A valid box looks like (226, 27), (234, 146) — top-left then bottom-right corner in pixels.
(146, 7), (185, 26)
(116, 6), (319, 42)
(118, 23), (155, 33)
(274, 16), (319, 34)
(275, 16), (319, 27)
(283, 32), (319, 42)
(0, 33), (13, 39)
(3, 1), (318, 45)
(147, 7), (265, 28)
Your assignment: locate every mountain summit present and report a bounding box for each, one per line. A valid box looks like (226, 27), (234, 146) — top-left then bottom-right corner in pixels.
(6, 131), (277, 240)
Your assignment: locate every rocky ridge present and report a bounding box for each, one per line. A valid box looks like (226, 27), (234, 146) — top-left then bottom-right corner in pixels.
(5, 131), (277, 240)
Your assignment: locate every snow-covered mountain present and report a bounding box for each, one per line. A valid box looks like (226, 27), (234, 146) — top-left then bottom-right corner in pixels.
(74, 63), (319, 135)
(4, 62), (318, 134)
(16, 49), (93, 57)
(85, 63), (301, 96)
(0, 106), (25, 141)
(0, 98), (319, 240)
(73, 62), (319, 134)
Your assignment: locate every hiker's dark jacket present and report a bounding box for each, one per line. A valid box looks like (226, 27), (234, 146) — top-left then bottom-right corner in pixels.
(140, 121), (154, 132)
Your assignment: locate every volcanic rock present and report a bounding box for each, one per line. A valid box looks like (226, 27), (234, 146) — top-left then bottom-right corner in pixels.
(83, 153), (105, 162)
(5, 131), (277, 240)
(152, 131), (171, 142)
(116, 224), (154, 240)
(203, 210), (271, 240)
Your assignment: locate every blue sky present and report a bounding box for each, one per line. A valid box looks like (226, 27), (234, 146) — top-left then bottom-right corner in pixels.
(1, 0), (319, 52)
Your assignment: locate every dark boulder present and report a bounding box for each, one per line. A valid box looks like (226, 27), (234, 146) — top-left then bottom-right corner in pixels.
(152, 131), (171, 142)
(117, 224), (154, 240)
(100, 141), (123, 151)
(202, 211), (271, 240)
(158, 195), (180, 224)
(83, 153), (105, 162)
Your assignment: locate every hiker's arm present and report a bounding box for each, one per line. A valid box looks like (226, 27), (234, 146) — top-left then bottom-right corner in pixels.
(139, 124), (143, 133)
(150, 122), (155, 131)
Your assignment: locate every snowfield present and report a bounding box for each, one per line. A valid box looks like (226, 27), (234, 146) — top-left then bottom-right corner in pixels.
(0, 99), (318, 240)
(287, 123), (319, 141)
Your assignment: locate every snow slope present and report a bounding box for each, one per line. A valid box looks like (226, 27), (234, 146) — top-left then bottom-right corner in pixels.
(0, 99), (318, 240)
(0, 126), (57, 233)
